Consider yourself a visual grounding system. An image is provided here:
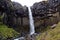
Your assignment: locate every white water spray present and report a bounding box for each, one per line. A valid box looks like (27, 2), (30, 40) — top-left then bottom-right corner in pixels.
(28, 6), (35, 35)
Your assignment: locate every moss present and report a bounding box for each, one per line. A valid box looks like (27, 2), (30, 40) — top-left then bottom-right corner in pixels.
(0, 23), (19, 39)
(36, 22), (60, 40)
(0, 14), (20, 39)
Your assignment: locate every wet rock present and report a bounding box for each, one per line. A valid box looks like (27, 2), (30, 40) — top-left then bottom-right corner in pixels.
(25, 33), (38, 40)
(51, 24), (57, 29)
(14, 37), (25, 40)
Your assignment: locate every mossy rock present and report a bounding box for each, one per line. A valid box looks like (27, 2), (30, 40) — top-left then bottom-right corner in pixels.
(0, 23), (19, 39)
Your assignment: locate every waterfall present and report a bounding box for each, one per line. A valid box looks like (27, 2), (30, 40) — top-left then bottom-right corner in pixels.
(28, 6), (35, 35)
(14, 7), (35, 40)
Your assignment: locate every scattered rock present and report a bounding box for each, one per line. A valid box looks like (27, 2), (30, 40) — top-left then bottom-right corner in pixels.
(14, 37), (25, 40)
(51, 24), (57, 29)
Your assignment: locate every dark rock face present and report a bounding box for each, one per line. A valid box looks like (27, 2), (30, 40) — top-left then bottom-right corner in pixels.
(0, 0), (14, 12)
(1, 1), (29, 33)
(0, 0), (14, 26)
(31, 1), (51, 18)
(31, 0), (60, 32)
(23, 5), (29, 17)
(12, 2), (24, 17)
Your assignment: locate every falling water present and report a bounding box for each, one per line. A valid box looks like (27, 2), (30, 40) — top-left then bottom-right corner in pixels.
(28, 6), (35, 35)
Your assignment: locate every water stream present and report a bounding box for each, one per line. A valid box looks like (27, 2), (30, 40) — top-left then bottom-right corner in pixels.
(28, 6), (35, 35)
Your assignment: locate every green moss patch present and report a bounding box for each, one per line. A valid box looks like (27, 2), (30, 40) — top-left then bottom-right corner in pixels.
(0, 23), (19, 39)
